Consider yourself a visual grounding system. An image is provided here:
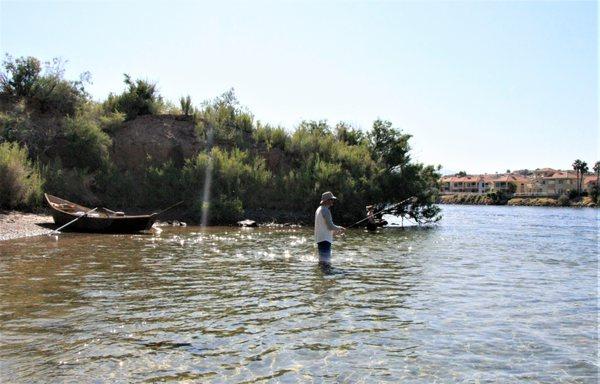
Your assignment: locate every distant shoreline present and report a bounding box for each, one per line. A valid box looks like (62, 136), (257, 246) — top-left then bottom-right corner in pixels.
(437, 194), (597, 208)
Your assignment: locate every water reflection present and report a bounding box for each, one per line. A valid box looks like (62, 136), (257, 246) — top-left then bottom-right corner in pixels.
(0, 205), (597, 383)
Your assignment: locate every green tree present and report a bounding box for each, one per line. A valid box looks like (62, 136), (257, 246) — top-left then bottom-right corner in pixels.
(1, 55), (88, 116)
(368, 119), (411, 171)
(0, 55), (42, 98)
(366, 120), (440, 224)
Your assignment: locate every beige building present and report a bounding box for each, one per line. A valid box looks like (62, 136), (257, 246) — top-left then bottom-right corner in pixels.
(440, 174), (527, 195)
(440, 170), (585, 197)
(489, 175), (528, 194)
(440, 175), (482, 194)
(525, 171), (578, 196)
(583, 175), (598, 193)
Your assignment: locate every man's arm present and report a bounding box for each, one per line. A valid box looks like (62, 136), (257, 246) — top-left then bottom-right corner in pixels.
(322, 207), (344, 231)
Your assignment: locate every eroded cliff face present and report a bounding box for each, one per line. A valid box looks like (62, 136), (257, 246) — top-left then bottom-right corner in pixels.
(110, 115), (203, 170)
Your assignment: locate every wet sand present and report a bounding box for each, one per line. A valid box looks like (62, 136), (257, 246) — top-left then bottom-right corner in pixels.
(0, 211), (54, 242)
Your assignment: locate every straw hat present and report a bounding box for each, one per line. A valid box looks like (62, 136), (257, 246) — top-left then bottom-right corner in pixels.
(320, 191), (337, 204)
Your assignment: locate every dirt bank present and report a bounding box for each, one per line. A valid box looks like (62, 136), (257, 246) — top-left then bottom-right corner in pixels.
(0, 211), (54, 242)
(110, 114), (203, 170)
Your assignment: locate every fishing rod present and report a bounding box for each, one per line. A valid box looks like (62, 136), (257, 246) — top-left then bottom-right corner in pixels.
(152, 201), (184, 217)
(347, 196), (417, 229)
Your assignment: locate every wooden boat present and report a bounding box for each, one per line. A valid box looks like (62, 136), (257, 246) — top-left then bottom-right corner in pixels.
(45, 194), (157, 233)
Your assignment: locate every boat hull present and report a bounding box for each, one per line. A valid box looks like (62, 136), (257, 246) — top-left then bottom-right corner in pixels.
(45, 194), (156, 234)
(50, 211), (155, 233)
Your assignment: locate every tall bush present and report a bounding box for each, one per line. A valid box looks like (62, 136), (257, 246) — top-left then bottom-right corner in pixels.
(104, 74), (163, 120)
(253, 123), (288, 150)
(0, 142), (43, 209)
(61, 116), (111, 170)
(41, 161), (98, 205)
(180, 95), (193, 116)
(198, 89), (254, 148)
(181, 147), (272, 223)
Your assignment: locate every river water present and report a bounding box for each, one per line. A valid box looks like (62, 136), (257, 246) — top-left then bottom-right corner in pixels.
(0, 205), (597, 383)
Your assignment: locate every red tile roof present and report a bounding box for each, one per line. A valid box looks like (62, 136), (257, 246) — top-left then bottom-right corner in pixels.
(546, 172), (577, 180)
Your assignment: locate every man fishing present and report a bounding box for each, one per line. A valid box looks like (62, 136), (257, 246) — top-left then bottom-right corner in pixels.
(315, 191), (345, 267)
(365, 205), (388, 231)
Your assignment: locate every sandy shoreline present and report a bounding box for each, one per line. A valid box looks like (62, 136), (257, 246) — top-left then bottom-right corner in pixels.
(0, 211), (55, 242)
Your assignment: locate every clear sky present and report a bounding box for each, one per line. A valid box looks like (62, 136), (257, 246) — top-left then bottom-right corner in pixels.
(1, 0), (597, 174)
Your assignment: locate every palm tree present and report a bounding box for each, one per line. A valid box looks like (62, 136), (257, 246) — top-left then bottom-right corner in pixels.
(572, 159), (582, 194)
(579, 161), (588, 195)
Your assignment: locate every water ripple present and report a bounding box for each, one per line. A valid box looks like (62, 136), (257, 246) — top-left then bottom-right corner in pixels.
(0, 205), (597, 383)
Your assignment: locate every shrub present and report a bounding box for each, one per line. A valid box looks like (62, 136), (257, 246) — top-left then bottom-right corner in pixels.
(253, 124), (288, 150)
(180, 95), (193, 116)
(104, 74), (163, 121)
(486, 191), (504, 204)
(41, 160), (98, 205)
(143, 161), (187, 207)
(98, 111), (125, 133)
(70, 100), (125, 133)
(210, 147), (271, 208)
(199, 89), (254, 148)
(202, 195), (244, 224)
(590, 185), (599, 203)
(567, 189), (578, 199)
(0, 112), (28, 144)
(61, 116), (111, 170)
(557, 194), (570, 206)
(28, 75), (86, 116)
(0, 142), (43, 209)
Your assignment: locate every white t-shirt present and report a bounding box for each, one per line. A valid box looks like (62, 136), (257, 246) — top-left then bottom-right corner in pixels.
(314, 205), (343, 243)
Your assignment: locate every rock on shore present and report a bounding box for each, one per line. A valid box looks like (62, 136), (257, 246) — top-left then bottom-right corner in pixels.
(0, 212), (54, 242)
